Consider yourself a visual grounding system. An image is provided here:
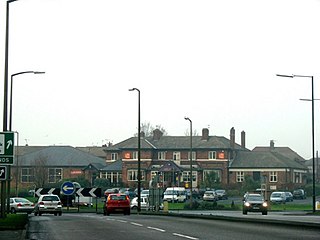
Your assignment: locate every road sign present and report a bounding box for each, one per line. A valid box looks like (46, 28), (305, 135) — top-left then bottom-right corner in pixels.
(0, 132), (14, 164)
(76, 188), (102, 198)
(0, 166), (7, 181)
(35, 188), (60, 197)
(61, 181), (75, 195)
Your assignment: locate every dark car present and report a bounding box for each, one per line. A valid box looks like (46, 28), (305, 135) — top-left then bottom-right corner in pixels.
(293, 189), (306, 200)
(103, 193), (130, 216)
(215, 189), (228, 200)
(243, 193), (268, 215)
(285, 192), (293, 202)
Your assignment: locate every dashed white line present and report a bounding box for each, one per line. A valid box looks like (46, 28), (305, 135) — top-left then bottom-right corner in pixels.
(147, 226), (166, 232)
(130, 222), (143, 227)
(117, 220), (128, 223)
(173, 233), (199, 240)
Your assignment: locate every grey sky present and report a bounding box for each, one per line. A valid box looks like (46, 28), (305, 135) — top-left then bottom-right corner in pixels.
(0, 0), (320, 159)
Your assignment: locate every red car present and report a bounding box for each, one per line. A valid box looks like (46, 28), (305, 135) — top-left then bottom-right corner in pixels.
(103, 193), (130, 216)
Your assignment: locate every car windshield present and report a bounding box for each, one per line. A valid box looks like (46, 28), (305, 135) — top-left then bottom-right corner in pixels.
(141, 190), (149, 194)
(246, 195), (263, 201)
(205, 191), (214, 195)
(164, 190), (178, 195)
(42, 196), (59, 201)
(15, 198), (30, 203)
(110, 195), (127, 201)
(272, 193), (281, 197)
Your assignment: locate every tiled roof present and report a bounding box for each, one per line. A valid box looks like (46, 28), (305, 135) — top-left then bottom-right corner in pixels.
(76, 146), (106, 159)
(105, 135), (245, 151)
(252, 146), (305, 161)
(100, 160), (122, 171)
(17, 146), (106, 167)
(230, 151), (307, 170)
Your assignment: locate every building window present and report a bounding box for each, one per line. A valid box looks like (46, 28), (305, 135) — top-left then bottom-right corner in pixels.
(151, 171), (159, 180)
(127, 170), (145, 181)
(236, 171), (244, 182)
(203, 170), (221, 182)
(173, 152), (181, 160)
(269, 171), (277, 182)
(111, 153), (118, 161)
(182, 171), (196, 182)
(100, 172), (106, 179)
(208, 151), (216, 160)
(188, 151), (196, 160)
(48, 168), (62, 183)
(21, 168), (34, 183)
(294, 172), (302, 183)
(158, 152), (166, 160)
(132, 151), (138, 160)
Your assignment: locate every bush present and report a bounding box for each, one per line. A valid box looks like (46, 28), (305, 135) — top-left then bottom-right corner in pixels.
(183, 200), (200, 210)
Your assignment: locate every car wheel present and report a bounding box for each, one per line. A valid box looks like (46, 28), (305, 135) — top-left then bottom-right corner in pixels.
(54, 213), (57, 216)
(39, 212), (42, 216)
(262, 211), (268, 215)
(10, 208), (16, 214)
(242, 210), (247, 215)
(59, 212), (62, 216)
(34, 211), (38, 216)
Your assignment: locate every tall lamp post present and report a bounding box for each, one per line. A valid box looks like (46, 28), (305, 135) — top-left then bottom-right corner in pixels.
(276, 74), (316, 213)
(1, 0), (19, 218)
(129, 88), (141, 212)
(184, 117), (193, 204)
(10, 71), (45, 131)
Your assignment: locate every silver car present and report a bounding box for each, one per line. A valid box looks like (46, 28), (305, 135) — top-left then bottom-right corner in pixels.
(34, 194), (62, 216)
(10, 197), (35, 214)
(203, 191), (217, 201)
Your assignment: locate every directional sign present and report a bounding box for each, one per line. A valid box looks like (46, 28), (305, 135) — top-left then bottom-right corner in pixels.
(0, 132), (14, 164)
(0, 166), (7, 181)
(35, 188), (60, 197)
(61, 181), (75, 195)
(76, 188), (102, 198)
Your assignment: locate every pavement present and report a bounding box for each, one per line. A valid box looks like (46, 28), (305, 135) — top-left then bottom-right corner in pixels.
(1, 211), (319, 239)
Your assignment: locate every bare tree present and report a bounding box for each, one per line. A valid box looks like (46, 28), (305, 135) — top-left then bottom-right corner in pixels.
(134, 122), (168, 137)
(184, 129), (199, 136)
(32, 154), (49, 187)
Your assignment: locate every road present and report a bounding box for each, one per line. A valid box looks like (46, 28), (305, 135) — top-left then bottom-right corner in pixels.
(27, 213), (320, 240)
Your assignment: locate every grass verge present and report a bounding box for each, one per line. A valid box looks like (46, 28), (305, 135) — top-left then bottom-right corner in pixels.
(0, 214), (28, 230)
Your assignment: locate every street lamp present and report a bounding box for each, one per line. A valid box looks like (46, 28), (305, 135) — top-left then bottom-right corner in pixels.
(276, 74), (316, 213)
(129, 88), (141, 212)
(1, 0), (19, 219)
(184, 117), (193, 204)
(10, 71), (45, 131)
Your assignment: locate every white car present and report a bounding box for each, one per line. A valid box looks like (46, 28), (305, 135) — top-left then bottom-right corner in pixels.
(34, 194), (62, 216)
(163, 187), (187, 202)
(130, 196), (149, 210)
(203, 191), (217, 201)
(270, 192), (286, 204)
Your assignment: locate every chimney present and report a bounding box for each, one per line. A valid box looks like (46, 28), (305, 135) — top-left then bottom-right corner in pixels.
(241, 131), (246, 148)
(153, 129), (163, 141)
(140, 131), (145, 138)
(230, 127), (235, 149)
(201, 128), (209, 141)
(270, 140), (275, 150)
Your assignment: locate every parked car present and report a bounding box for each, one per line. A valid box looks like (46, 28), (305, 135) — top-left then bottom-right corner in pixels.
(9, 197), (35, 214)
(243, 193), (268, 215)
(285, 192), (293, 202)
(104, 188), (119, 198)
(163, 187), (187, 202)
(131, 196), (149, 210)
(103, 193), (130, 216)
(270, 192), (286, 204)
(215, 189), (228, 200)
(119, 188), (136, 199)
(34, 194), (62, 216)
(293, 189), (306, 200)
(140, 189), (149, 198)
(203, 190), (217, 201)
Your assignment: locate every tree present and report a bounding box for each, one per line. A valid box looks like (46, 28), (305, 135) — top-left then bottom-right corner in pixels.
(201, 171), (221, 189)
(134, 122), (168, 137)
(32, 155), (49, 188)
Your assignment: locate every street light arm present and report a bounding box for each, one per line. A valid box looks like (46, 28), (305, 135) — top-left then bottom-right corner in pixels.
(276, 74), (294, 78)
(11, 71), (45, 77)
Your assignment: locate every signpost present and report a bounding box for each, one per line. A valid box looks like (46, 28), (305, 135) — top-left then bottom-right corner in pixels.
(0, 166), (7, 181)
(0, 132), (14, 164)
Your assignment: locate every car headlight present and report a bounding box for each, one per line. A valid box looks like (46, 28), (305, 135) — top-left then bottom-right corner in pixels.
(262, 202), (268, 207)
(244, 202), (250, 207)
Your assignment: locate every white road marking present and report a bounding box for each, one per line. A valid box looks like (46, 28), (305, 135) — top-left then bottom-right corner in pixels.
(147, 226), (166, 232)
(117, 220), (128, 223)
(130, 222), (143, 227)
(173, 233), (199, 240)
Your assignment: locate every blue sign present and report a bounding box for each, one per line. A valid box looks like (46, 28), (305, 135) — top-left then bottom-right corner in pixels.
(61, 181), (75, 195)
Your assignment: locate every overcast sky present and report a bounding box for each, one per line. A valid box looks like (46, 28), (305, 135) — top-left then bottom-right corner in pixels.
(0, 0), (320, 159)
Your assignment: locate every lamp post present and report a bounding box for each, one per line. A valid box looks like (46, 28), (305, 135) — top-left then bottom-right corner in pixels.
(129, 88), (141, 212)
(184, 117), (193, 204)
(1, 0), (19, 219)
(276, 74), (316, 213)
(10, 71), (45, 131)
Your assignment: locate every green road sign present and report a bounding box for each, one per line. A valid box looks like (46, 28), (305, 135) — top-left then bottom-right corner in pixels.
(0, 132), (14, 164)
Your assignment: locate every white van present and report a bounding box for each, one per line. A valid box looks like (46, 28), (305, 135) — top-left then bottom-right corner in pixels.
(163, 187), (186, 202)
